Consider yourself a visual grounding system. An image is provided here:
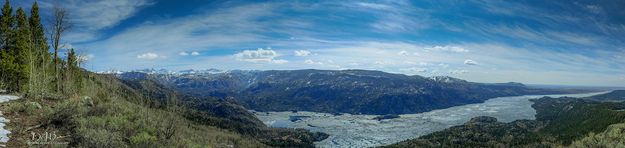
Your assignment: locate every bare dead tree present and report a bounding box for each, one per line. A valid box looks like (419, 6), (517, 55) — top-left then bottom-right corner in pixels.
(49, 5), (71, 92)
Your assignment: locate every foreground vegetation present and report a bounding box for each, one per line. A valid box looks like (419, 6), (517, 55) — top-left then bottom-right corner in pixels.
(383, 96), (625, 147)
(2, 73), (266, 147)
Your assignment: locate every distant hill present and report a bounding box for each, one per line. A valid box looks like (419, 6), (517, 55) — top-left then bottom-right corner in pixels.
(585, 90), (625, 102)
(118, 69), (588, 115)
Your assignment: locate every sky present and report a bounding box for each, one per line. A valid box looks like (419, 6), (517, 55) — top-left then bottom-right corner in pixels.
(10, 0), (625, 87)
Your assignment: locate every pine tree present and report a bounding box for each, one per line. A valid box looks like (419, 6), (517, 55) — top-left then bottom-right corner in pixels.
(14, 8), (31, 92)
(0, 0), (14, 90)
(30, 1), (49, 66)
(63, 48), (82, 95)
(29, 1), (52, 97)
(0, 0), (12, 48)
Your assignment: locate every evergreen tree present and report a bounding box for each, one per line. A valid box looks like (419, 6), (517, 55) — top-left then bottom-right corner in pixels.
(63, 48), (82, 94)
(67, 48), (76, 69)
(13, 8), (31, 92)
(0, 0), (14, 90)
(30, 1), (49, 67)
(0, 0), (12, 48)
(29, 1), (52, 97)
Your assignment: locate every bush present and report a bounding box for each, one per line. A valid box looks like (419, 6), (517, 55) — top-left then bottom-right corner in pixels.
(40, 100), (83, 129)
(130, 132), (158, 147)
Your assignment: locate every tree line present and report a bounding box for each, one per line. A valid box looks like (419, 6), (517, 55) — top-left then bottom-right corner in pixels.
(0, 0), (80, 98)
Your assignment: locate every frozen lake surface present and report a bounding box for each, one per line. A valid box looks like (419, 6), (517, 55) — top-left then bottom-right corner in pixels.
(253, 92), (607, 148)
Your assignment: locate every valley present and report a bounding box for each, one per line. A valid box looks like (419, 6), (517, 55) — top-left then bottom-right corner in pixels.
(253, 92), (607, 147)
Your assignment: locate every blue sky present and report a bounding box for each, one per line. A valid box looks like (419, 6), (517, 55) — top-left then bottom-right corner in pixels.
(11, 0), (625, 86)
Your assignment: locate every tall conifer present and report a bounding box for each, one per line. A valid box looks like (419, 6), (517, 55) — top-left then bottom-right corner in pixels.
(29, 1), (51, 96)
(0, 0), (12, 48)
(0, 0), (14, 90)
(14, 8), (31, 92)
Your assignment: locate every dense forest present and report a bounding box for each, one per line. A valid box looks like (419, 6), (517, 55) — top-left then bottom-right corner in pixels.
(0, 1), (326, 147)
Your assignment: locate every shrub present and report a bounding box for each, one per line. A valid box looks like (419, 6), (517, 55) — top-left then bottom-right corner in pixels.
(75, 128), (126, 148)
(40, 100), (83, 129)
(130, 132), (158, 147)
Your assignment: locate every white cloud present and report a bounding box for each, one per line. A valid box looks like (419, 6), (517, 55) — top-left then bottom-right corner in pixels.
(234, 48), (281, 63)
(294, 50), (312, 56)
(137, 52), (161, 60)
(180, 51), (201, 56)
(77, 54), (94, 62)
(426, 45), (469, 53)
(464, 59), (478, 65)
(304, 59), (323, 65)
(397, 50), (409, 56)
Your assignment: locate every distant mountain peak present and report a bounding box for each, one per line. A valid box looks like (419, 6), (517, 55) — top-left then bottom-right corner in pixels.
(428, 76), (467, 83)
(99, 68), (226, 75)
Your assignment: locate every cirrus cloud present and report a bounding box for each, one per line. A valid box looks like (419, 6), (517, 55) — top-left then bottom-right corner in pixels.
(427, 45), (469, 53)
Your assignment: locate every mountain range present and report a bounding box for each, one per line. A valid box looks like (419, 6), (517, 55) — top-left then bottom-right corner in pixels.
(117, 69), (589, 115)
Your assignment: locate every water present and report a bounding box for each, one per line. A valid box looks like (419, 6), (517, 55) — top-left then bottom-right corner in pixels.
(253, 92), (608, 148)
